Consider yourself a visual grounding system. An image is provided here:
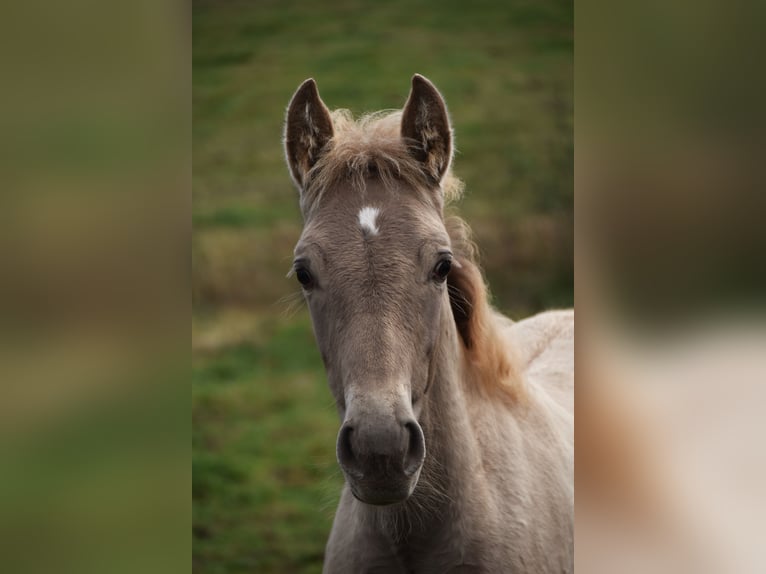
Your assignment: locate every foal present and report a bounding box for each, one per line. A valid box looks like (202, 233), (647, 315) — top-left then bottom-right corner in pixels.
(284, 75), (573, 573)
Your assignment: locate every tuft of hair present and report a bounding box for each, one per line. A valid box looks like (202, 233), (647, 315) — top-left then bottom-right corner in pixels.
(302, 109), (463, 211)
(445, 215), (526, 404)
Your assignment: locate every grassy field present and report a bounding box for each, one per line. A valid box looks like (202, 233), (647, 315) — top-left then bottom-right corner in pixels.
(193, 0), (572, 571)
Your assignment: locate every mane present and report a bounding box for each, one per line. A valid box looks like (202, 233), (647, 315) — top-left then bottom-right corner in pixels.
(303, 109), (464, 210)
(445, 216), (526, 404)
(306, 108), (524, 404)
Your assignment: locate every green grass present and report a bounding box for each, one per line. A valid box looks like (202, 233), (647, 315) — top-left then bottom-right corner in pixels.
(193, 313), (341, 573)
(193, 0), (572, 571)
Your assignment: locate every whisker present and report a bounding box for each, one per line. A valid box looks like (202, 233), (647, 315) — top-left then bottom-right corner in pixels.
(274, 290), (306, 319)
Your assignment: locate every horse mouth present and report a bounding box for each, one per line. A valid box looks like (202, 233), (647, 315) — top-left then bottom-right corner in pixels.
(346, 468), (422, 506)
(349, 482), (413, 506)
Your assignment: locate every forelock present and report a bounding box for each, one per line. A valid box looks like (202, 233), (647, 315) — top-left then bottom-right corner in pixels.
(301, 109), (464, 212)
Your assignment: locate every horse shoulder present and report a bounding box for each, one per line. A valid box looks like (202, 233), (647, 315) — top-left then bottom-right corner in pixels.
(490, 310), (574, 570)
(501, 309), (574, 415)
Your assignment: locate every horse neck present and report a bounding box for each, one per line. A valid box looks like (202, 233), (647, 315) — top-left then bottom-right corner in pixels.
(410, 297), (485, 515)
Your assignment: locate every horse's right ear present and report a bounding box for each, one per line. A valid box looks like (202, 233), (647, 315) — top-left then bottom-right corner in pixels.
(284, 78), (334, 190)
(401, 74), (453, 184)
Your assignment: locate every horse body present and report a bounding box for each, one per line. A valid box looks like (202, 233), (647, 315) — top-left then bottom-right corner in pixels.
(283, 75), (573, 573)
(325, 309), (573, 573)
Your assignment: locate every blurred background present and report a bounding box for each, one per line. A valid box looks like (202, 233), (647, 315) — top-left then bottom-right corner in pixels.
(577, 1), (766, 572)
(1, 1), (188, 573)
(192, 0), (572, 572)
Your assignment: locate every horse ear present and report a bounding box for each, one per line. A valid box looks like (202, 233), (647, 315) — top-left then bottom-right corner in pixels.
(401, 74), (453, 184)
(284, 78), (334, 189)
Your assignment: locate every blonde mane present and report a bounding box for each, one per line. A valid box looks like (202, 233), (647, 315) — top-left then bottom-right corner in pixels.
(446, 216), (526, 404)
(306, 108), (524, 404)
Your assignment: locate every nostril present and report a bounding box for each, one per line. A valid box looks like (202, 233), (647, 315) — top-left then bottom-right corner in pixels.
(403, 421), (426, 477)
(337, 424), (363, 479)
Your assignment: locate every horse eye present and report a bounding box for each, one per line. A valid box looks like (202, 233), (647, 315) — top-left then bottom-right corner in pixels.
(432, 259), (452, 282)
(295, 267), (313, 287)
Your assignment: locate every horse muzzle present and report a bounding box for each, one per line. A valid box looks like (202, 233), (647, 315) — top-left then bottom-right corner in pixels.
(336, 417), (426, 505)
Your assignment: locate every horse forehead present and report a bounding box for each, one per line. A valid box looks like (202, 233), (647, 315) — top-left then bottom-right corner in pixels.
(357, 206), (380, 236)
(314, 210), (425, 276)
(313, 200), (419, 242)
(300, 185), (446, 256)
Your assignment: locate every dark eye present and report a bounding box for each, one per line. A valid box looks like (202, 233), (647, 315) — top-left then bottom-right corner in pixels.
(432, 258), (452, 282)
(295, 267), (313, 287)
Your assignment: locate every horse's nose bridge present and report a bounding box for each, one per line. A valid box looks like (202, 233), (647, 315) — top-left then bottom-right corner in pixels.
(339, 307), (410, 378)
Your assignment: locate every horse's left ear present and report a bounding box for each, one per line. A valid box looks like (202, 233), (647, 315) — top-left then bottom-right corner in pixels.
(284, 78), (334, 190)
(401, 74), (453, 184)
